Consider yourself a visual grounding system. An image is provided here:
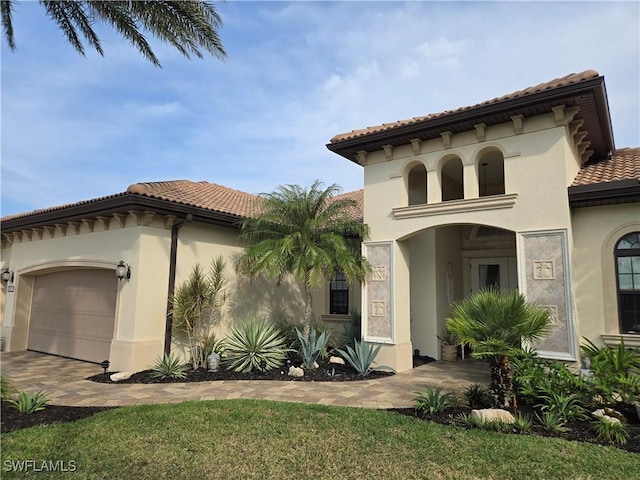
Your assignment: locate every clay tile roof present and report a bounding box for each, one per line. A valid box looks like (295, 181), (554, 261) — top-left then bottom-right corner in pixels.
(332, 189), (364, 222)
(330, 70), (600, 144)
(126, 180), (259, 217)
(572, 147), (640, 186)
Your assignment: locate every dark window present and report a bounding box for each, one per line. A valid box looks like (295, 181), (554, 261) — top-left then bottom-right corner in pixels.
(615, 232), (640, 334)
(330, 272), (349, 315)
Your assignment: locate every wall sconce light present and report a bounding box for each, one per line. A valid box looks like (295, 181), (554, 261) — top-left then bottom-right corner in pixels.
(1, 269), (14, 283)
(115, 261), (131, 282)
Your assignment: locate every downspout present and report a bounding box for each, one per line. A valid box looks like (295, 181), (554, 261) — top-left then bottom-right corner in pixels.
(164, 213), (193, 355)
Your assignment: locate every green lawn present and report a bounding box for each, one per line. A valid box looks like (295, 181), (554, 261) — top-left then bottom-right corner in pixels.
(2, 400), (638, 479)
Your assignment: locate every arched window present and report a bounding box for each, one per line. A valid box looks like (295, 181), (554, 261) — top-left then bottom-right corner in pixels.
(615, 232), (640, 334)
(478, 151), (505, 196)
(441, 157), (464, 201)
(407, 164), (427, 205)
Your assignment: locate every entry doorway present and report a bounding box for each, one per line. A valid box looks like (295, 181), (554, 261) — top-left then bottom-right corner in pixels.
(470, 257), (518, 293)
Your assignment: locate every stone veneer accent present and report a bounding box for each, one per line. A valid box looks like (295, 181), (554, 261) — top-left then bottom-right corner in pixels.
(364, 242), (393, 342)
(518, 230), (578, 360)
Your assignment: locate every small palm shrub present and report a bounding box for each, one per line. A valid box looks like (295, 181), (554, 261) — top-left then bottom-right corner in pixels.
(591, 416), (629, 445)
(150, 354), (189, 380)
(296, 327), (330, 369)
(335, 340), (393, 377)
(1, 375), (16, 400)
(462, 383), (492, 408)
(224, 319), (290, 373)
(8, 391), (51, 414)
(513, 413), (533, 433)
(414, 387), (455, 415)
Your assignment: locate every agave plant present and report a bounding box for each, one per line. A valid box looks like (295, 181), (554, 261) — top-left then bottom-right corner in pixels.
(8, 391), (51, 414)
(223, 319), (291, 373)
(150, 354), (189, 380)
(335, 340), (393, 377)
(296, 327), (330, 369)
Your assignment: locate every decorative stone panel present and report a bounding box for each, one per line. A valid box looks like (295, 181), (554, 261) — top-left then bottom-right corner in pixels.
(364, 242), (393, 342)
(518, 230), (577, 360)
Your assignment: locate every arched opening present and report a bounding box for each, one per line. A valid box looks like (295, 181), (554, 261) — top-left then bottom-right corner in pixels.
(407, 164), (427, 205)
(478, 150), (505, 197)
(441, 157), (464, 201)
(615, 232), (640, 333)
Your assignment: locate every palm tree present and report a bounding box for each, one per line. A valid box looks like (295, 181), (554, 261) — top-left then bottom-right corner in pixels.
(1, 0), (226, 67)
(236, 180), (370, 341)
(446, 288), (552, 409)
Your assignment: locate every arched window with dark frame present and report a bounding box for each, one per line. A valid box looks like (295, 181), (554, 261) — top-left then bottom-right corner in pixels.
(615, 232), (640, 334)
(329, 272), (349, 315)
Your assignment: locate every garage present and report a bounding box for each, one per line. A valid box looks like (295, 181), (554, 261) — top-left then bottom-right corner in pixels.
(27, 269), (118, 363)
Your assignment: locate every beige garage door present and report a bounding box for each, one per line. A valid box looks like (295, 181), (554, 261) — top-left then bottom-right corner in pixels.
(28, 269), (117, 363)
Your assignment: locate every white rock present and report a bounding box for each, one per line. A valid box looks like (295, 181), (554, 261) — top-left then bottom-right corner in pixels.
(471, 409), (515, 424)
(329, 356), (345, 365)
(592, 408), (623, 420)
(601, 415), (622, 426)
(110, 372), (133, 382)
(288, 366), (304, 377)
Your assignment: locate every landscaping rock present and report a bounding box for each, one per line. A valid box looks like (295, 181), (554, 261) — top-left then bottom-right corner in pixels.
(288, 366), (304, 377)
(329, 356), (345, 365)
(110, 372), (133, 382)
(471, 409), (515, 424)
(592, 408), (624, 421)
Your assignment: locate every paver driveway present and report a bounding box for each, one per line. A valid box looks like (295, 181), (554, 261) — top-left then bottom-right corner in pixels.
(1, 351), (489, 409)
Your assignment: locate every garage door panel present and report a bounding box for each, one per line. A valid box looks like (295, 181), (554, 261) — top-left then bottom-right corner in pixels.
(28, 269), (117, 363)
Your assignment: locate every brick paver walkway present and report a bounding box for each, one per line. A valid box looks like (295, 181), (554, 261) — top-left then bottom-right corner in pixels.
(0, 351), (489, 409)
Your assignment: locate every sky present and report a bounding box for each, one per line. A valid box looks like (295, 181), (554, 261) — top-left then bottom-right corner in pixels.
(1, 1), (639, 217)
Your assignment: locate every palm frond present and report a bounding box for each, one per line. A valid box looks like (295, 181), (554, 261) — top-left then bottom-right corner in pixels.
(1, 0), (16, 50)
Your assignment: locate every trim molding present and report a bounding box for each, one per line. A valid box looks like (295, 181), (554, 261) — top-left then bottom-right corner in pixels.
(392, 194), (517, 219)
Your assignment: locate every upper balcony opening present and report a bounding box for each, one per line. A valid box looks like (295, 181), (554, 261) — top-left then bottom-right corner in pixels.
(478, 150), (505, 197)
(442, 157), (464, 201)
(408, 164), (427, 206)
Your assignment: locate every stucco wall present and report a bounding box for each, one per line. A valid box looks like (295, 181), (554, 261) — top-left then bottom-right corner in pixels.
(571, 203), (640, 344)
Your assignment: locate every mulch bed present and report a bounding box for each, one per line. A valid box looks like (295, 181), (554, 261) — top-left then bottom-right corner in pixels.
(86, 354), (435, 384)
(1, 402), (115, 434)
(389, 402), (640, 454)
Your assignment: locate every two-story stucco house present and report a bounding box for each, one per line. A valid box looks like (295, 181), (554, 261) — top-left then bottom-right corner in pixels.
(1, 70), (638, 374)
(327, 70), (639, 372)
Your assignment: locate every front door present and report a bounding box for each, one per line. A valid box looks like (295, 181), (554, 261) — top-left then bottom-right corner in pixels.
(470, 257), (517, 293)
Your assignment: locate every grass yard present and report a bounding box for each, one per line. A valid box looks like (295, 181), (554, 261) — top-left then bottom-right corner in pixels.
(1, 400), (638, 479)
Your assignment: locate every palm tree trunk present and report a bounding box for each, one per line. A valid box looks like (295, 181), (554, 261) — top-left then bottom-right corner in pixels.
(303, 278), (314, 343)
(490, 355), (513, 409)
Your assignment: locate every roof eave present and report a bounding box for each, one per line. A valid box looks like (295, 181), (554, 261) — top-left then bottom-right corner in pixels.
(327, 76), (614, 163)
(0, 194), (244, 233)
(568, 179), (640, 207)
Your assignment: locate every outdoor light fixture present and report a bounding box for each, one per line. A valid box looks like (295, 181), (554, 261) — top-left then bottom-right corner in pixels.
(1, 269), (14, 283)
(101, 360), (110, 375)
(115, 261), (131, 281)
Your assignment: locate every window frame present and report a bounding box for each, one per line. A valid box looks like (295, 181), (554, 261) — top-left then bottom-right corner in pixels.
(329, 271), (349, 315)
(614, 232), (640, 334)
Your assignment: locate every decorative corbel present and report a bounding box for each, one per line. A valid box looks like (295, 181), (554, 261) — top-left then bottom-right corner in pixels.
(32, 228), (43, 241)
(82, 219), (96, 232)
(54, 224), (67, 236)
(21, 230), (32, 242)
(112, 213), (126, 229)
(356, 150), (368, 165)
(142, 211), (156, 226)
(510, 115), (524, 134)
(42, 226), (55, 238)
(96, 216), (110, 231)
(383, 145), (394, 161)
(164, 215), (176, 229)
(581, 149), (594, 164)
(67, 222), (81, 235)
(568, 119), (585, 136)
(474, 123), (486, 142)
(440, 131), (452, 149)
(410, 138), (422, 155)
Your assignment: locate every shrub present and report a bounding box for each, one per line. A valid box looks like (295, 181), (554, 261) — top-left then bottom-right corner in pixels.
(296, 327), (330, 369)
(224, 319), (290, 373)
(150, 354), (189, 380)
(462, 383), (492, 409)
(537, 392), (587, 423)
(1, 375), (16, 400)
(592, 416), (629, 445)
(414, 387), (455, 415)
(335, 340), (393, 377)
(535, 411), (569, 433)
(8, 391), (51, 414)
(457, 412), (486, 429)
(513, 413), (533, 433)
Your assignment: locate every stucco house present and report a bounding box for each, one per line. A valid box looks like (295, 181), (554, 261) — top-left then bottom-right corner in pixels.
(1, 69), (638, 374)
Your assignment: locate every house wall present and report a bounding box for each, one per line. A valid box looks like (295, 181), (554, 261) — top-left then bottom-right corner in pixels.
(361, 111), (585, 371)
(571, 203), (640, 347)
(1, 213), (349, 372)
